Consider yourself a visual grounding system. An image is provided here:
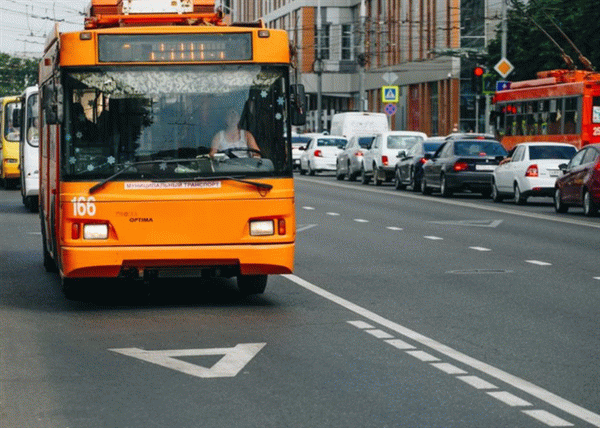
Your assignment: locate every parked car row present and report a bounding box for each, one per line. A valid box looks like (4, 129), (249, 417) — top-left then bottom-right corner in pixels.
(296, 129), (600, 218)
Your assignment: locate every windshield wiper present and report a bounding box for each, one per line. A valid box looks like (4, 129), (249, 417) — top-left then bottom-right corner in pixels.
(153, 175), (273, 191)
(88, 158), (199, 194)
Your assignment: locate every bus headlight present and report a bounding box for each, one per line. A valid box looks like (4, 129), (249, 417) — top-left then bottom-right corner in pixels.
(5, 158), (18, 163)
(249, 220), (274, 236)
(83, 224), (108, 240)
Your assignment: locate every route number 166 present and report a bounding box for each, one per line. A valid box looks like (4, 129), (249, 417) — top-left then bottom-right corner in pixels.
(71, 196), (97, 217)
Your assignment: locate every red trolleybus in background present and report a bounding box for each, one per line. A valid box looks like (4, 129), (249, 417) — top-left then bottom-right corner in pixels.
(0, 95), (22, 189)
(492, 69), (600, 151)
(39, 0), (305, 299)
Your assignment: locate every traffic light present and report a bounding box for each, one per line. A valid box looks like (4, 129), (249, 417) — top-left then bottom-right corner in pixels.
(472, 66), (485, 94)
(482, 73), (496, 95)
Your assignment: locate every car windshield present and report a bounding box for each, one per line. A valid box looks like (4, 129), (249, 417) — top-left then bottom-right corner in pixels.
(455, 140), (507, 156)
(529, 145), (576, 160)
(61, 65), (291, 181)
(387, 135), (424, 150)
(317, 138), (347, 148)
(292, 136), (311, 146)
(423, 142), (443, 152)
(357, 136), (374, 149)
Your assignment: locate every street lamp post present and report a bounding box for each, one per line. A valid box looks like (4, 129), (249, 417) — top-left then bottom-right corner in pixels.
(316, 0), (323, 132)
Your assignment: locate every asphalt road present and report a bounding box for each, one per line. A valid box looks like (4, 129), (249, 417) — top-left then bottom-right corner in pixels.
(1, 176), (599, 428)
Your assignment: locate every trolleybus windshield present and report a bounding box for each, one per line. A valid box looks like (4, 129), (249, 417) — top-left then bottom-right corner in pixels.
(62, 64), (291, 182)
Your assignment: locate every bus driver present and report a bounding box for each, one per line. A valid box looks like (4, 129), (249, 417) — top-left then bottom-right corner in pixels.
(210, 109), (260, 157)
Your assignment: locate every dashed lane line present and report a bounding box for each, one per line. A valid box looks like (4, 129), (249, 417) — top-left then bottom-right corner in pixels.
(282, 274), (600, 427)
(526, 260), (553, 266)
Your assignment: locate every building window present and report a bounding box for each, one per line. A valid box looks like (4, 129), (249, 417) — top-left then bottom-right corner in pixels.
(315, 23), (330, 60)
(341, 24), (353, 60)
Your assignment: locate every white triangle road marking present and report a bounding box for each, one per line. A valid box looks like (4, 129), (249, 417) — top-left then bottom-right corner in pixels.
(109, 343), (266, 378)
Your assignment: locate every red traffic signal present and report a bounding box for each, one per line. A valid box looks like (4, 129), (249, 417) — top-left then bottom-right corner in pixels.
(473, 66), (485, 77)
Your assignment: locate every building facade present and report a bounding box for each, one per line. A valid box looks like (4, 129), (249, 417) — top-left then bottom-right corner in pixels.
(229, 0), (501, 136)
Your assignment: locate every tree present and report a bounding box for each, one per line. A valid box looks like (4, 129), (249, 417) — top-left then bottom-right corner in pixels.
(485, 0), (600, 82)
(0, 53), (39, 97)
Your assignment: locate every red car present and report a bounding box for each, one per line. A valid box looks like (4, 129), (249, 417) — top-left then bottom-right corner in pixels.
(554, 144), (600, 216)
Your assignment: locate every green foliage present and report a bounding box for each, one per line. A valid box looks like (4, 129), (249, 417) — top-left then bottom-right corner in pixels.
(485, 0), (600, 81)
(0, 53), (39, 97)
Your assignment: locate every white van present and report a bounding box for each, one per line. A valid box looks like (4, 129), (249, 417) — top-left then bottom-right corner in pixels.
(329, 112), (389, 139)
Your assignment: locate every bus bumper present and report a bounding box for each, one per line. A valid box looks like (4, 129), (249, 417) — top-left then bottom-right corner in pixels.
(2, 159), (19, 179)
(60, 243), (295, 279)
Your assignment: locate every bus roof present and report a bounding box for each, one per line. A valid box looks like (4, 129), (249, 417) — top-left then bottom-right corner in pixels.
(85, 0), (225, 29)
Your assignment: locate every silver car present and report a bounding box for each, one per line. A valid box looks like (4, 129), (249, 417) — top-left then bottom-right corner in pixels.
(335, 134), (375, 181)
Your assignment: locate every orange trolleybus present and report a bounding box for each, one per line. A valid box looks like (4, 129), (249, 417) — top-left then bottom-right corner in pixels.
(492, 69), (600, 151)
(39, 0), (305, 299)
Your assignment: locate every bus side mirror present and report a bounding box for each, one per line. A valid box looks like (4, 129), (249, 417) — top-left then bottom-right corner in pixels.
(291, 84), (306, 126)
(43, 85), (63, 125)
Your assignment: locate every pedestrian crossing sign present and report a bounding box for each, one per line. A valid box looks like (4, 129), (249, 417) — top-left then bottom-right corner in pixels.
(381, 86), (399, 103)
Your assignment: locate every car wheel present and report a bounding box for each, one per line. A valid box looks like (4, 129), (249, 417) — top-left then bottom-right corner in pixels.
(583, 190), (598, 217)
(336, 161), (345, 180)
(308, 163), (315, 176)
(374, 164), (383, 186)
(347, 161), (356, 181)
(514, 183), (527, 205)
(554, 188), (568, 213)
(440, 174), (452, 197)
(394, 168), (406, 190)
(491, 181), (504, 202)
(360, 166), (370, 184)
(299, 163), (306, 175)
(421, 176), (432, 195)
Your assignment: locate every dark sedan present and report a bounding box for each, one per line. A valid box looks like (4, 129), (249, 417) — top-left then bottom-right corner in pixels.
(394, 138), (444, 191)
(554, 143), (600, 216)
(421, 138), (508, 197)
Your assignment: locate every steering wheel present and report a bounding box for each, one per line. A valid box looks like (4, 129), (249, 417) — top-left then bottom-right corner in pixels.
(218, 147), (263, 159)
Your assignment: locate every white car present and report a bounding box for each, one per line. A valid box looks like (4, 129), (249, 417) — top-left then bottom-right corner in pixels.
(291, 135), (312, 170)
(335, 134), (375, 181)
(492, 142), (577, 204)
(362, 131), (427, 185)
(299, 135), (348, 175)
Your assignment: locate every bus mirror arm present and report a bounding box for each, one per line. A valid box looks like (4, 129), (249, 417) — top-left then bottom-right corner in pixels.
(43, 84), (64, 125)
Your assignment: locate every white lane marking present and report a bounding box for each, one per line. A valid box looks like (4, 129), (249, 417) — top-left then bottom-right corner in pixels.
(386, 226), (404, 231)
(487, 391), (532, 407)
(302, 206), (315, 210)
(384, 339), (416, 350)
(296, 224), (318, 233)
(526, 260), (553, 266)
(295, 176), (600, 230)
(594, 277), (600, 281)
(348, 320), (374, 329)
(522, 410), (574, 427)
(431, 362), (468, 375)
(424, 236), (443, 241)
(469, 246), (492, 252)
(429, 219), (503, 228)
(326, 212), (340, 216)
(109, 343), (266, 379)
(353, 219), (369, 223)
(365, 329), (394, 339)
(283, 274), (600, 427)
(27, 232), (42, 235)
(406, 350), (440, 362)
(457, 375), (497, 390)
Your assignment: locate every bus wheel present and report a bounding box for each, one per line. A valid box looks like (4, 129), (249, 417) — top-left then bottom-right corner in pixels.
(237, 274), (267, 295)
(62, 277), (85, 301)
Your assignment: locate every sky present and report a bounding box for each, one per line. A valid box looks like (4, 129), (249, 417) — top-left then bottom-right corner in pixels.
(0, 0), (100, 57)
